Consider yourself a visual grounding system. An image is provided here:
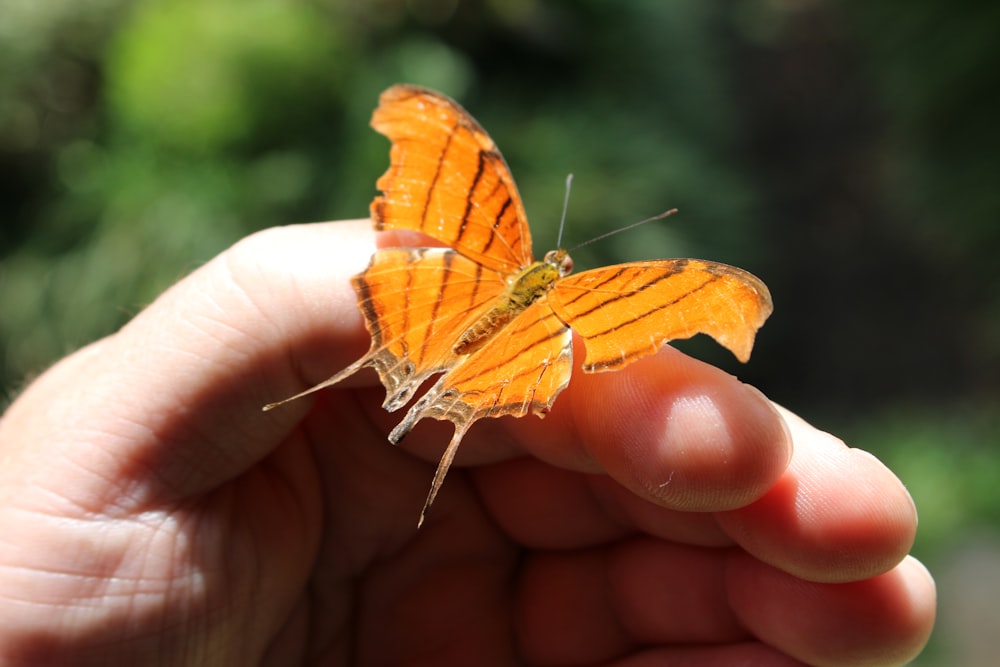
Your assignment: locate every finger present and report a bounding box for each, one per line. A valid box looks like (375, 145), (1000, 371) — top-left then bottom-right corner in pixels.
(474, 456), (732, 549)
(500, 344), (792, 513)
(0, 220), (378, 505)
(727, 552), (936, 667)
(515, 538), (746, 665)
(715, 405), (919, 582)
(515, 536), (935, 667)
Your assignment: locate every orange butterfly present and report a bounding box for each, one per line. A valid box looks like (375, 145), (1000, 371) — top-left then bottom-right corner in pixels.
(266, 84), (773, 526)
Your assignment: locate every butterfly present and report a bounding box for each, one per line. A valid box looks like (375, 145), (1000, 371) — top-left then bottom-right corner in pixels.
(265, 84), (773, 526)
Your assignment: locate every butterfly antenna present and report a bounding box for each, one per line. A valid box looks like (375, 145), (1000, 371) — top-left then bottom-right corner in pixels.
(568, 208), (679, 252)
(555, 173), (573, 248)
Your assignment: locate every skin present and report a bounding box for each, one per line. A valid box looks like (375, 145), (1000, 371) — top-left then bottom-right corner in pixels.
(0, 220), (935, 666)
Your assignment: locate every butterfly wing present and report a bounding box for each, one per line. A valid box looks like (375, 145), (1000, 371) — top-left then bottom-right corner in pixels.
(370, 84), (534, 273)
(388, 297), (573, 525)
(263, 247), (507, 412)
(549, 259), (773, 370)
(353, 247), (510, 409)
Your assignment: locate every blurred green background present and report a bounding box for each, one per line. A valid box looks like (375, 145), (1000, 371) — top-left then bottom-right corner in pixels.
(1, 0), (997, 662)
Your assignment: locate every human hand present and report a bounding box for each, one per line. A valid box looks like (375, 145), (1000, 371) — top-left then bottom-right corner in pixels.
(0, 220), (935, 665)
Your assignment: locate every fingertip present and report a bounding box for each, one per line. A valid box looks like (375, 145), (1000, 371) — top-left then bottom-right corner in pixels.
(718, 411), (919, 583)
(898, 554), (937, 612)
(727, 552), (937, 666)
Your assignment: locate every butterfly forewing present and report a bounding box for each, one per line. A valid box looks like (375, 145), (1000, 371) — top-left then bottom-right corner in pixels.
(370, 85), (534, 274)
(549, 259), (773, 370)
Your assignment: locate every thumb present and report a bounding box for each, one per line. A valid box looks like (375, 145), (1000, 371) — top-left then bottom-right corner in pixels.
(0, 219), (376, 505)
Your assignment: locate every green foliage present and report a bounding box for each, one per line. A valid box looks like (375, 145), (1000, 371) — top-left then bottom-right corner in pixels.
(839, 403), (1000, 561)
(107, 0), (345, 153)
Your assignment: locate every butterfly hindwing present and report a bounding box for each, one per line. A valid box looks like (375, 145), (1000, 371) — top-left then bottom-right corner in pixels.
(354, 247), (508, 410)
(388, 295), (573, 525)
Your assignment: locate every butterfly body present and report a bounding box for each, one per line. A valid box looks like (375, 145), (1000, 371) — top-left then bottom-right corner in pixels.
(455, 248), (572, 356)
(265, 84), (773, 526)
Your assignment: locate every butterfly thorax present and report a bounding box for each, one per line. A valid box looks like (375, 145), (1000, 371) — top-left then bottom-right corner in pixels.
(453, 248), (574, 356)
